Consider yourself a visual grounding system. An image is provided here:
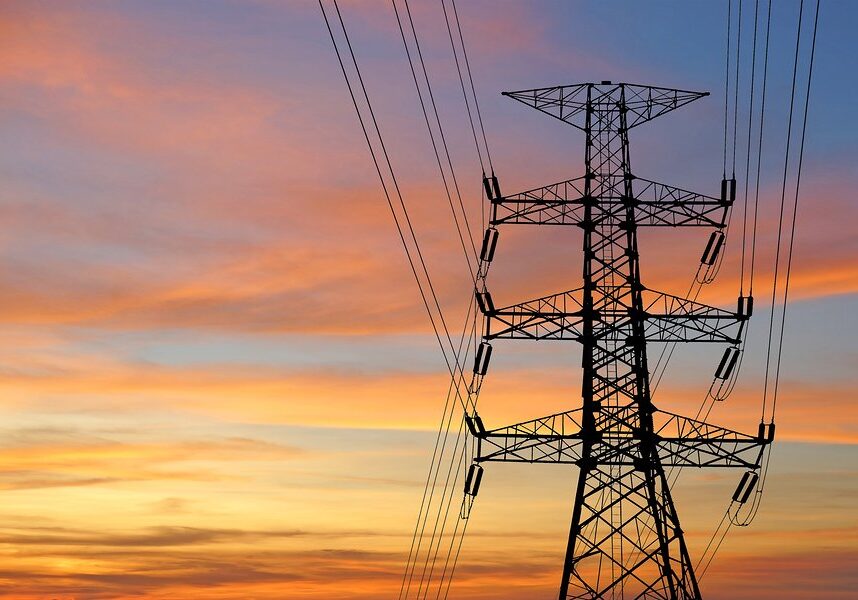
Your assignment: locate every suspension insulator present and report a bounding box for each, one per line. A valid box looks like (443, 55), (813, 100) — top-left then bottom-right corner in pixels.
(714, 347), (740, 380)
(738, 295), (754, 318)
(491, 175), (502, 201)
(482, 175), (495, 201)
(475, 290), (495, 314)
(473, 342), (493, 376)
(480, 228), (499, 263)
(720, 177), (737, 204)
(465, 413), (486, 437)
(758, 422), (776, 442)
(464, 463), (484, 497)
(701, 231), (725, 266)
(732, 471), (760, 504)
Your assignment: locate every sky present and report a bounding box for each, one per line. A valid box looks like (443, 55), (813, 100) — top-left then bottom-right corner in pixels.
(0, 0), (856, 598)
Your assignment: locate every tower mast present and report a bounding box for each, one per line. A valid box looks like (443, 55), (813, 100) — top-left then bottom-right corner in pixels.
(468, 82), (771, 599)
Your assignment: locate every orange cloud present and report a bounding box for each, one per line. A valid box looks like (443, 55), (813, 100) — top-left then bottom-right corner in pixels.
(0, 4), (853, 599)
(0, 435), (301, 490)
(0, 4), (852, 346)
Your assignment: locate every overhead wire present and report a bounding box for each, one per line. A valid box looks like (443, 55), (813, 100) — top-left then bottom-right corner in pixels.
(414, 2), (500, 594)
(384, 16), (490, 585)
(716, 0), (745, 285)
(440, 0), (485, 175)
(450, 0), (494, 175)
(402, 312), (479, 599)
(651, 0), (749, 399)
(648, 0), (762, 562)
(700, 0), (796, 569)
(328, 0), (820, 589)
(749, 0), (774, 300)
(441, 0), (493, 230)
(320, 6), (487, 597)
(739, 0), (761, 296)
(394, 0), (480, 268)
(388, 0), (499, 596)
(723, 0), (733, 177)
(771, 0), (819, 422)
(707, 0), (820, 569)
(761, 0), (806, 426)
(731, 0), (744, 178)
(321, 0), (470, 403)
(730, 0), (820, 532)
(389, 6), (473, 598)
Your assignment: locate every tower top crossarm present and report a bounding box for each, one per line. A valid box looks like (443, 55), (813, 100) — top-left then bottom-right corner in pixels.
(502, 82), (709, 131)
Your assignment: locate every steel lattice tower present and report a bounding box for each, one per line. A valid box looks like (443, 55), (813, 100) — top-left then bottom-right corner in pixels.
(467, 82), (772, 599)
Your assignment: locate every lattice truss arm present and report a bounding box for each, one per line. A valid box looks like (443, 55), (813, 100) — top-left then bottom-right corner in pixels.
(483, 288), (745, 343)
(502, 83), (708, 131)
(472, 409), (768, 468)
(491, 175), (728, 228)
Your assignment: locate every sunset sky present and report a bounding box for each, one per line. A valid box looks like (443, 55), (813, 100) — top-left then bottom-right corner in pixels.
(0, 1), (855, 598)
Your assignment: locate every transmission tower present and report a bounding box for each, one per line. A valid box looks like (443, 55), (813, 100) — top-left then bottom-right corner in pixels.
(466, 82), (773, 599)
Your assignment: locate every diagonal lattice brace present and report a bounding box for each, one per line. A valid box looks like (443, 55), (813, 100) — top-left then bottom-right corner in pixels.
(471, 409), (768, 469)
(491, 175), (729, 228)
(653, 412), (770, 469)
(490, 176), (588, 225)
(631, 177), (728, 227)
(483, 287), (587, 340)
(471, 409), (585, 463)
(482, 288), (746, 343)
(503, 83), (708, 131)
(641, 290), (747, 344)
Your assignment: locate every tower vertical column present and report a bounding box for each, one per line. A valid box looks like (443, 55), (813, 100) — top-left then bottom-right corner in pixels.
(559, 85), (700, 600)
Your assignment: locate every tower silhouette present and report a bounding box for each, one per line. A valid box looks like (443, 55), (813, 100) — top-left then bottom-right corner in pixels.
(468, 82), (772, 599)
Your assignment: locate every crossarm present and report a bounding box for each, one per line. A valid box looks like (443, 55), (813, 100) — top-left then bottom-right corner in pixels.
(653, 411), (769, 468)
(489, 176), (726, 228)
(472, 409), (769, 469)
(632, 177), (728, 227)
(473, 410), (585, 463)
(502, 83), (708, 130)
(490, 176), (587, 226)
(484, 288), (586, 340)
(641, 290), (746, 343)
(482, 288), (745, 343)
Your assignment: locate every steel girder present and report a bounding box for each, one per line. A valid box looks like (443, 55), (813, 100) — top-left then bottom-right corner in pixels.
(481, 287), (747, 344)
(502, 82), (709, 131)
(491, 175), (729, 228)
(470, 409), (768, 469)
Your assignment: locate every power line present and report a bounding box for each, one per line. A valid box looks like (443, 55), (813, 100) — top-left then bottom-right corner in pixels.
(749, 0), (774, 299)
(771, 0), (820, 420)
(441, 0), (485, 175)
(388, 1), (501, 594)
(723, 0), (733, 177)
(739, 0), (761, 296)
(732, 0), (744, 177)
(325, 2), (821, 594)
(450, 0), (494, 175)
(762, 0), (806, 424)
(393, 0), (479, 271)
